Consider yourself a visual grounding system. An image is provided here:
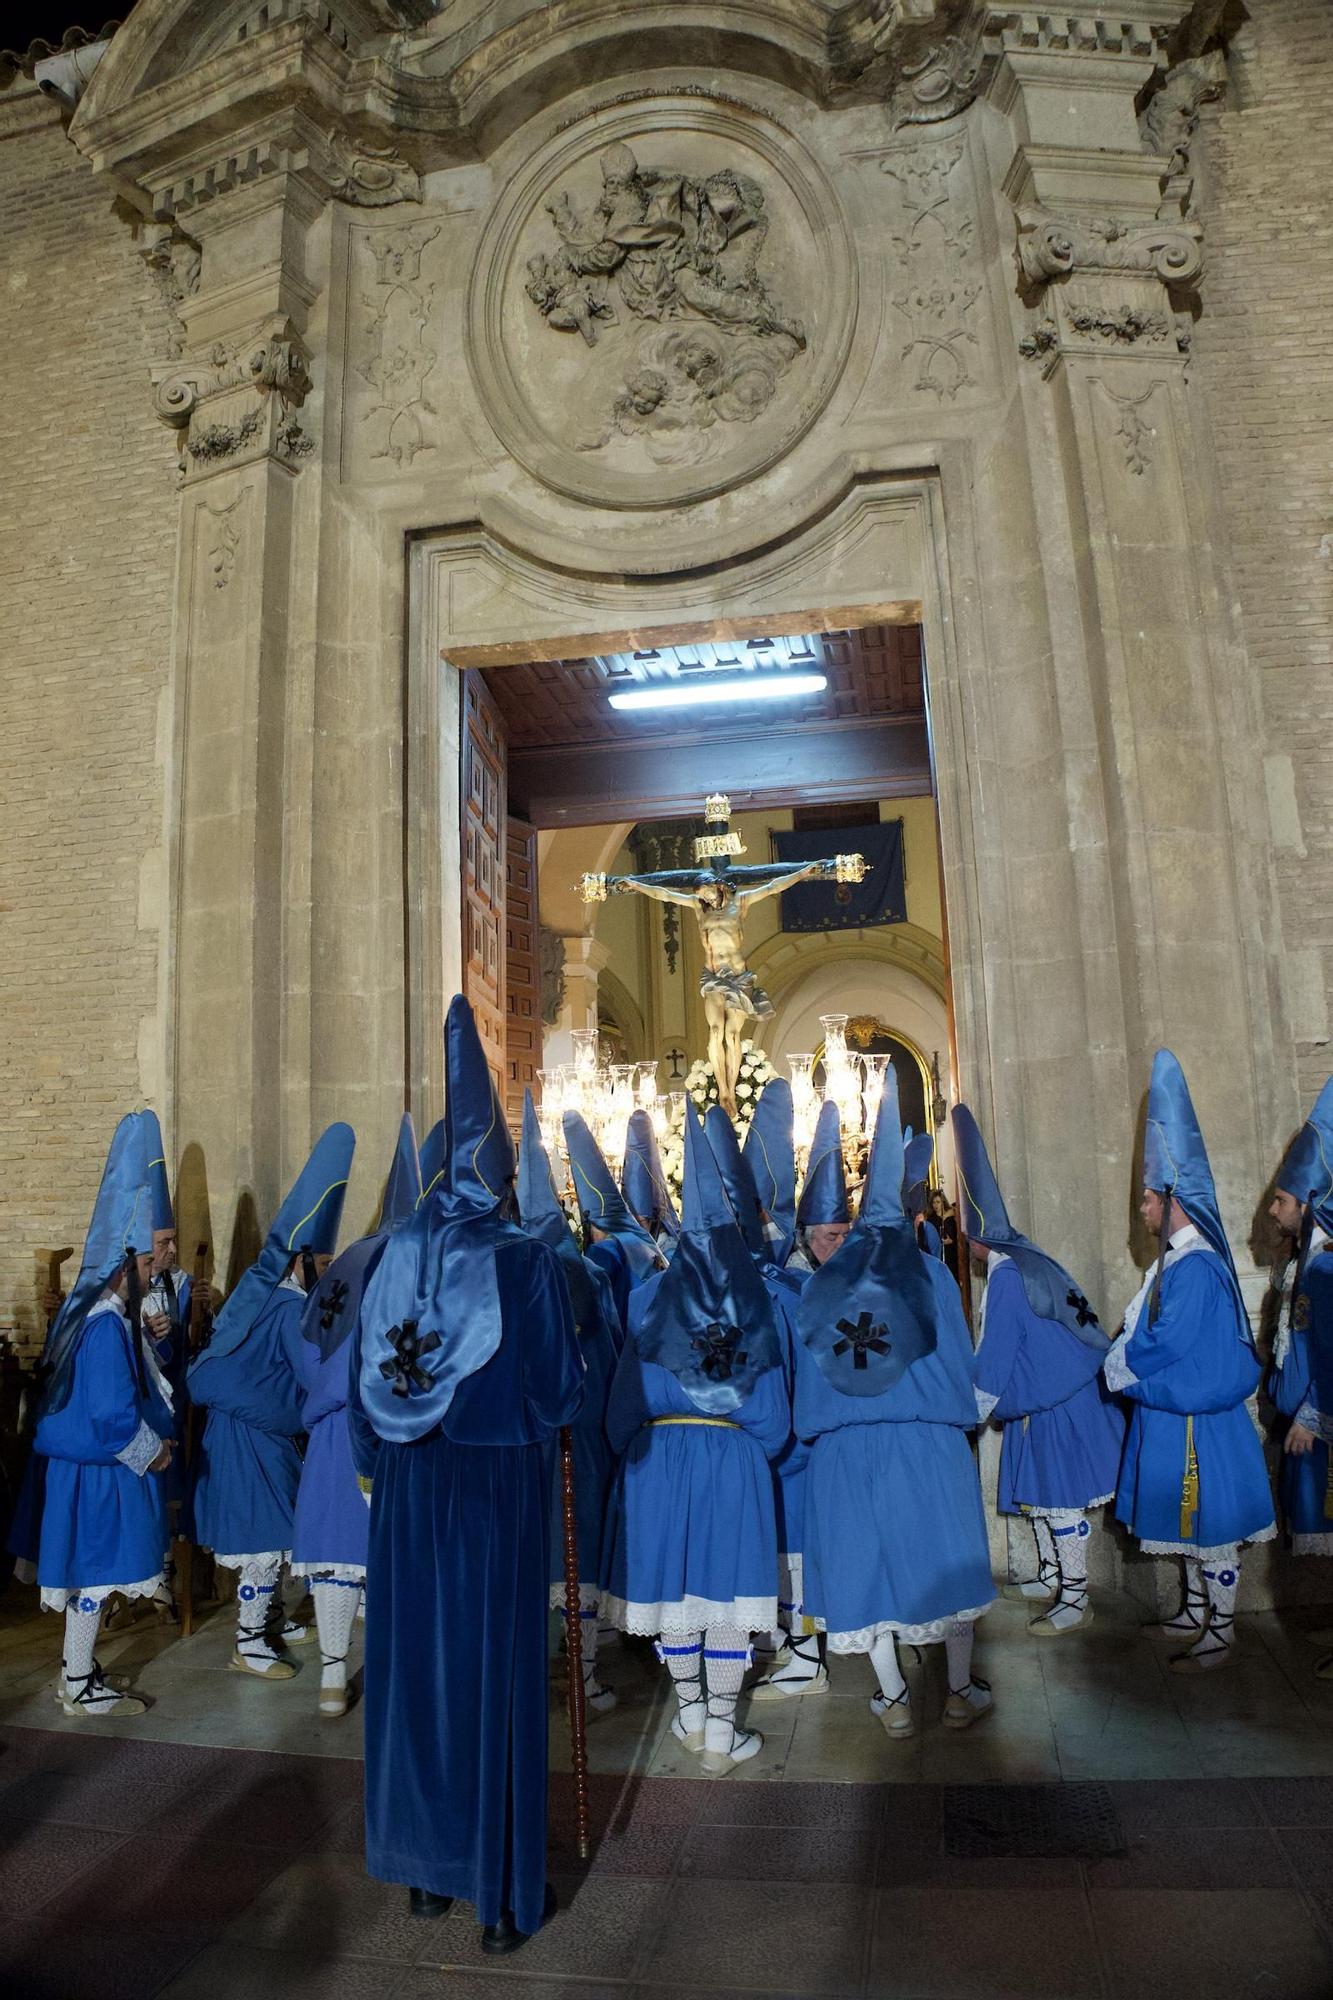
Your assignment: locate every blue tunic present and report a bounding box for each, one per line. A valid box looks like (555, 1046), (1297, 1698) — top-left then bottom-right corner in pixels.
(189, 1285), (305, 1561)
(600, 1270), (790, 1634)
(351, 1234), (582, 1936)
(977, 1258), (1125, 1513)
(33, 1300), (175, 1600)
(1109, 1240), (1273, 1555)
(1270, 1248), (1333, 1547)
(796, 1257), (995, 1643)
(282, 1327), (368, 1579)
(549, 1261), (620, 1601)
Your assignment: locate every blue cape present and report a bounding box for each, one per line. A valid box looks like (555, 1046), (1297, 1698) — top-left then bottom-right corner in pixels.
(358, 995), (514, 1442)
(192, 1122), (355, 1371)
(796, 1099), (849, 1228)
(952, 1103), (1107, 1351)
(795, 1069), (938, 1397)
(635, 1099), (781, 1415)
(42, 1111), (158, 1407)
(743, 1079), (798, 1264)
(622, 1108), (680, 1238)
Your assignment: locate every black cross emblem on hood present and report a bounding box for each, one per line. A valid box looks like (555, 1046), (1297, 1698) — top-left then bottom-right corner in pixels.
(378, 1318), (442, 1398)
(318, 1279), (349, 1332)
(691, 1320), (748, 1382)
(1066, 1289), (1099, 1328)
(833, 1311), (890, 1370)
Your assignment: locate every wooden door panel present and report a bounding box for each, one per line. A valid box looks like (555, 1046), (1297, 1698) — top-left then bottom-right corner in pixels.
(505, 817), (539, 1124)
(461, 672), (507, 1086)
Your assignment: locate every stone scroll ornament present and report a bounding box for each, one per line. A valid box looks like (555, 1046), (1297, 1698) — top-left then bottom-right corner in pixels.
(524, 142), (807, 458)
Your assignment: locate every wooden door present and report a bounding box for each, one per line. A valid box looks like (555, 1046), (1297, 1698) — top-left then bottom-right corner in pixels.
(461, 671), (507, 1085)
(505, 818), (540, 1124)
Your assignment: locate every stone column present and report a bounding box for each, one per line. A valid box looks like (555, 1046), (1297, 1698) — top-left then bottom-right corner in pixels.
(144, 134), (327, 1270)
(543, 936), (611, 1068)
(981, 5), (1292, 1287)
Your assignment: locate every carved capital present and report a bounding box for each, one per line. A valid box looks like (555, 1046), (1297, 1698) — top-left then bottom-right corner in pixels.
(154, 317), (315, 477)
(325, 126), (421, 207)
(890, 34), (981, 129)
(1015, 207), (1203, 292)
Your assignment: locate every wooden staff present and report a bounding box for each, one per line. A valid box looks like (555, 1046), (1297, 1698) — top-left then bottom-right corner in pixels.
(174, 1240), (211, 1640)
(559, 1424), (591, 1861)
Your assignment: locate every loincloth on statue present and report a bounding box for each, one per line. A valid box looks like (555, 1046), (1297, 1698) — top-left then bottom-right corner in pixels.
(700, 967), (774, 1019)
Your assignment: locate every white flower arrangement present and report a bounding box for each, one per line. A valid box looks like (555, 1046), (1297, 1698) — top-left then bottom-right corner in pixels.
(660, 1041), (780, 1205)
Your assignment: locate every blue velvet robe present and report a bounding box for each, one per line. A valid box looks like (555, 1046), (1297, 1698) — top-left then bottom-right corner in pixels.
(147, 1270), (193, 1516)
(350, 1235), (582, 1935)
(1269, 1297), (1333, 1543)
(33, 1300), (176, 1595)
(189, 1285), (305, 1559)
(976, 1259), (1125, 1513)
(1110, 1244), (1273, 1552)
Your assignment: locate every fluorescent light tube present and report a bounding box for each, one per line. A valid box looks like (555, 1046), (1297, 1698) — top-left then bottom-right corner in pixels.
(608, 672), (827, 712)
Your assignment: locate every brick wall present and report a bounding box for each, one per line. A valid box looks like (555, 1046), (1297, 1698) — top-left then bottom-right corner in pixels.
(0, 92), (178, 1358)
(1192, 0), (1333, 1106)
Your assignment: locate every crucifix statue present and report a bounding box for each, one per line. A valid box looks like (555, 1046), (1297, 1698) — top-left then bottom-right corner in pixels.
(582, 795), (866, 1118)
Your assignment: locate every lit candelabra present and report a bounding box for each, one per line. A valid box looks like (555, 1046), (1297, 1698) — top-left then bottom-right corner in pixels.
(537, 1034), (677, 1195)
(788, 1013), (890, 1183)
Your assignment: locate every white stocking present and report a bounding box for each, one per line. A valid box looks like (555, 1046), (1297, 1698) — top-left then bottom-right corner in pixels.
(62, 1604), (100, 1688)
(236, 1556), (284, 1664)
(657, 1631), (705, 1743)
(1163, 1555), (1209, 1636)
(312, 1579), (361, 1690)
(945, 1618), (976, 1696)
(703, 1624), (754, 1750)
(1183, 1554), (1239, 1666)
(869, 1630), (909, 1720)
(1038, 1512), (1091, 1630)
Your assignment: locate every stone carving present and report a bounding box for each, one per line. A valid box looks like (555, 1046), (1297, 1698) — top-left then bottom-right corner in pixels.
(882, 142), (980, 399)
(138, 223), (201, 360)
(356, 224), (440, 467)
(538, 926), (566, 1028)
(1065, 301), (1172, 345)
(1140, 52), (1228, 179)
(1105, 386), (1157, 477)
(1018, 311), (1058, 364)
(155, 323), (313, 476)
(326, 128), (421, 207)
(1015, 209), (1204, 293)
(524, 142), (806, 448)
(890, 35), (981, 129)
(205, 497), (242, 589)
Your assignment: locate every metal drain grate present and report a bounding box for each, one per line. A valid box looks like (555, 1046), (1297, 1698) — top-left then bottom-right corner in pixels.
(942, 1783), (1128, 1860)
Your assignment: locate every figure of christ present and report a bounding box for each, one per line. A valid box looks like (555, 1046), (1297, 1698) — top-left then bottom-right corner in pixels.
(584, 854), (864, 1117)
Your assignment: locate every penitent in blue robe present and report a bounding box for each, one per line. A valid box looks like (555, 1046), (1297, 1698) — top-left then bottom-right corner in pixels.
(548, 1258), (620, 1603)
(1274, 1241), (1333, 1548)
(147, 1270), (193, 1518)
(1110, 1237), (1274, 1556)
(33, 1299), (176, 1603)
(976, 1258), (1125, 1514)
(190, 1285), (306, 1561)
(796, 1256), (995, 1646)
(350, 1235), (582, 1936)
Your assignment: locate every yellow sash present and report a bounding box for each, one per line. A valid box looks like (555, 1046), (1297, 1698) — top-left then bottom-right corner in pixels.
(648, 1415), (740, 1430)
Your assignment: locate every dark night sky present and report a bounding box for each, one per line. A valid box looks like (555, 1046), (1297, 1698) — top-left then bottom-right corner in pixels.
(3, 7), (121, 54)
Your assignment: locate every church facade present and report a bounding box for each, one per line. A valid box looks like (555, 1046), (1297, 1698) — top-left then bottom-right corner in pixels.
(0, 0), (1328, 1439)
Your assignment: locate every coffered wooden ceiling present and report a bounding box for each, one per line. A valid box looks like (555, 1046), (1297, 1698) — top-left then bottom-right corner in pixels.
(481, 625), (925, 751)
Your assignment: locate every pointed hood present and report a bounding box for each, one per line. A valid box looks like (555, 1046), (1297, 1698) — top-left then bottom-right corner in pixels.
(952, 1103), (1106, 1349)
(42, 1112), (157, 1398)
(196, 1123), (356, 1365)
(1143, 1049), (1238, 1286)
(743, 1079), (798, 1264)
(1276, 1077), (1333, 1237)
(622, 1109), (680, 1238)
(705, 1105), (767, 1258)
(417, 1117), (446, 1207)
(901, 1128), (934, 1218)
(357, 996), (515, 1442)
(517, 1090), (599, 1333)
(140, 1109), (175, 1235)
(302, 1116), (422, 1362)
(380, 1113), (422, 1229)
(635, 1099), (781, 1414)
(563, 1110), (659, 1277)
(796, 1100), (850, 1229)
(796, 1067), (938, 1396)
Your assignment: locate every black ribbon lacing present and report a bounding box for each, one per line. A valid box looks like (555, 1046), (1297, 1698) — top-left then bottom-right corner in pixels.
(379, 1318), (442, 1398)
(690, 1320), (748, 1381)
(1066, 1289), (1099, 1328)
(832, 1311), (891, 1370)
(319, 1279), (349, 1332)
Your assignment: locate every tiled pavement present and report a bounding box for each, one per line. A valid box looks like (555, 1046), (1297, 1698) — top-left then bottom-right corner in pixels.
(7, 1583), (1333, 1995)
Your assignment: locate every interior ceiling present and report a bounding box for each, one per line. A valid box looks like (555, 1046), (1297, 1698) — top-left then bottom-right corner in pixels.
(482, 624), (925, 752)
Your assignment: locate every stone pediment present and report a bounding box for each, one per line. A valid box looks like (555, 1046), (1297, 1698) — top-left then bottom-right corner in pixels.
(467, 94), (857, 509)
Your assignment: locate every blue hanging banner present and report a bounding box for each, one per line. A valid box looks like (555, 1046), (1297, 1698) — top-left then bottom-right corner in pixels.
(773, 820), (906, 932)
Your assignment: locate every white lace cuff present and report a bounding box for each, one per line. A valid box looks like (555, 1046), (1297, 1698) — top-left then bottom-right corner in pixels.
(1103, 1331), (1139, 1394)
(1295, 1400), (1333, 1445)
(115, 1420), (162, 1477)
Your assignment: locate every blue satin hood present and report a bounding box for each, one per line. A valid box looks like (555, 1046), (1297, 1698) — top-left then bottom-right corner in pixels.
(705, 1105), (767, 1258)
(743, 1079), (798, 1264)
(622, 1108), (680, 1237)
(796, 1099), (850, 1228)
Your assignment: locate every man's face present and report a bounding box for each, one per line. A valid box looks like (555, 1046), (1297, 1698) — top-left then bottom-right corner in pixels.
(152, 1227), (177, 1274)
(1270, 1189), (1306, 1239)
(808, 1222), (849, 1267)
(1140, 1187), (1166, 1235)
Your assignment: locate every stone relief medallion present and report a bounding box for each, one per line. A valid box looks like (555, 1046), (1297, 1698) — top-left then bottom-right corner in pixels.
(467, 99), (856, 509)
